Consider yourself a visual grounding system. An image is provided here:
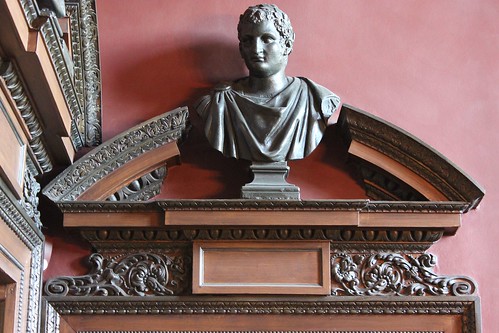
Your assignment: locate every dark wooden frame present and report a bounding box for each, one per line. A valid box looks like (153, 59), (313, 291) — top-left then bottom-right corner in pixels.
(42, 295), (480, 332)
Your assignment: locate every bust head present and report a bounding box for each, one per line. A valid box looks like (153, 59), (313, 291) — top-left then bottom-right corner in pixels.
(238, 4), (295, 56)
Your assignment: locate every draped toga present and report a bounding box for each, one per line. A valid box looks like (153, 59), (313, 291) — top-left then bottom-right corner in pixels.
(196, 77), (340, 162)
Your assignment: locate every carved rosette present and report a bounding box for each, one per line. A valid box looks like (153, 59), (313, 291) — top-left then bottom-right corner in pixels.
(44, 252), (188, 297)
(331, 252), (476, 296)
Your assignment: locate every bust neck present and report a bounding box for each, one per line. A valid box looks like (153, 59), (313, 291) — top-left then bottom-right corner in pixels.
(236, 72), (291, 98)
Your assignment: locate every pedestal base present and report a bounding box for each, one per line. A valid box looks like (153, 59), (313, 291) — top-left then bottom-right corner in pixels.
(241, 161), (300, 200)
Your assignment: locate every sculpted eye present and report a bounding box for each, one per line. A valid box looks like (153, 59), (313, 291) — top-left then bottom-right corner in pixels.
(262, 34), (276, 43)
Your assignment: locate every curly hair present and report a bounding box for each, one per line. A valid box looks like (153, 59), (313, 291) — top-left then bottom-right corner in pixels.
(238, 4), (295, 55)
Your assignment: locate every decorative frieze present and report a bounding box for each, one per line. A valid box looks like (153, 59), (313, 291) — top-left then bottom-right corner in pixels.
(80, 228), (443, 248)
(331, 252), (476, 297)
(44, 252), (189, 297)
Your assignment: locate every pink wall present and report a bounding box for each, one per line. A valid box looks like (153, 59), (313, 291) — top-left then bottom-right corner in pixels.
(47, 0), (499, 331)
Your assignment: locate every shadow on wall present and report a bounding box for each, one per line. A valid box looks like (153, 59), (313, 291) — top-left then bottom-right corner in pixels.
(106, 38), (249, 198)
(107, 37), (365, 199)
(106, 39), (246, 137)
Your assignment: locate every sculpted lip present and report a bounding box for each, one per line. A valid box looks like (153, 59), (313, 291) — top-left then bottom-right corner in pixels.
(251, 56), (265, 62)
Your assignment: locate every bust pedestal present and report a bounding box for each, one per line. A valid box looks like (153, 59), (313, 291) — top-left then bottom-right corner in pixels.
(241, 161), (300, 200)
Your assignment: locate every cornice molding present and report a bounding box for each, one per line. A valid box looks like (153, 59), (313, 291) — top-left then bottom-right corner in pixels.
(45, 295), (478, 316)
(66, 0), (102, 146)
(55, 199), (469, 214)
(17, 0), (102, 147)
(0, 59), (53, 172)
(38, 12), (84, 148)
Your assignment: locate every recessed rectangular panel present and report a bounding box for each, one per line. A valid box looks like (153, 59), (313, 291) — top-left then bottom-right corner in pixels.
(0, 100), (26, 198)
(193, 241), (330, 295)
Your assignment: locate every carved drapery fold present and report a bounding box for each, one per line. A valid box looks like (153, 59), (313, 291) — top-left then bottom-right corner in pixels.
(331, 252), (476, 297)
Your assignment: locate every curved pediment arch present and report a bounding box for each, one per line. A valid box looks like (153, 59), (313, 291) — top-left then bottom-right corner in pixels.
(338, 104), (484, 210)
(42, 104), (483, 210)
(42, 107), (189, 202)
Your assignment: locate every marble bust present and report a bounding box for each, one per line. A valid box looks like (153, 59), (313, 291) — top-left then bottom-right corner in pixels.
(196, 4), (340, 163)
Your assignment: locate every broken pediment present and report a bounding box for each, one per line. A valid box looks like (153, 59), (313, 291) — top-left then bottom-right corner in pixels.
(41, 103), (484, 333)
(42, 104), (484, 209)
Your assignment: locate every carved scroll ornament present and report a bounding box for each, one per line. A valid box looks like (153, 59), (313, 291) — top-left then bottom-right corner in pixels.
(331, 252), (476, 297)
(44, 252), (187, 297)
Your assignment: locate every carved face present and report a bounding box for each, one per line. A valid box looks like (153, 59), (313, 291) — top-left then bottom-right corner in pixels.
(239, 20), (288, 78)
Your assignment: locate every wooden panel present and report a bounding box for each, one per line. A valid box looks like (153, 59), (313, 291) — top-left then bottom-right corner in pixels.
(165, 210), (358, 226)
(0, 220), (30, 333)
(0, 283), (16, 333)
(0, 93), (26, 199)
(193, 241), (330, 295)
(349, 140), (448, 201)
(360, 212), (461, 228)
(64, 212), (163, 228)
(64, 313), (462, 332)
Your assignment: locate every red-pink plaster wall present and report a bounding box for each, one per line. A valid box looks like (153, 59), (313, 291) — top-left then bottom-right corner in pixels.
(47, 0), (499, 330)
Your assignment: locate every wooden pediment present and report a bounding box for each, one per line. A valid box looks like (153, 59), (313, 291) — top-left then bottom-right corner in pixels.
(338, 104), (484, 210)
(41, 104), (483, 333)
(42, 107), (189, 201)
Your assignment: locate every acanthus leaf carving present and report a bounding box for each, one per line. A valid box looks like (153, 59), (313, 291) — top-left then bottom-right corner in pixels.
(331, 252), (476, 297)
(44, 252), (188, 297)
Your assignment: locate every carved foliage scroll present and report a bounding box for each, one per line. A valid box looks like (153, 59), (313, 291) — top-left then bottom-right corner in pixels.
(331, 253), (476, 297)
(44, 252), (188, 297)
